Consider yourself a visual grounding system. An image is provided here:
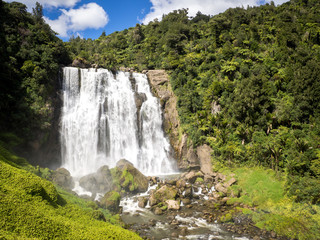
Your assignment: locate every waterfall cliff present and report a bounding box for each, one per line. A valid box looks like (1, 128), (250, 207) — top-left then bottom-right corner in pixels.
(60, 67), (176, 177)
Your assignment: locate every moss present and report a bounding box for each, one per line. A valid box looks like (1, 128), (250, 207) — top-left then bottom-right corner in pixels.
(195, 177), (204, 183)
(160, 205), (168, 211)
(220, 213), (233, 223)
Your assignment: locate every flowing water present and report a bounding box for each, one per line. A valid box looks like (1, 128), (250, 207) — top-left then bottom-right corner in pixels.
(60, 67), (176, 177)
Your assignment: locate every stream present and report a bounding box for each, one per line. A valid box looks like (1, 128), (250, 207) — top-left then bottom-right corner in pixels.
(120, 178), (250, 240)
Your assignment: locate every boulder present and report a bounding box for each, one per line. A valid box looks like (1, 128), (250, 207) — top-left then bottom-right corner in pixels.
(184, 187), (193, 198)
(52, 168), (74, 190)
(176, 179), (186, 188)
(149, 194), (158, 207)
(154, 185), (177, 202)
(166, 200), (180, 210)
(138, 197), (148, 208)
(215, 183), (228, 194)
(115, 159), (149, 193)
(154, 207), (163, 215)
(150, 185), (178, 206)
(79, 165), (114, 194)
(100, 191), (121, 213)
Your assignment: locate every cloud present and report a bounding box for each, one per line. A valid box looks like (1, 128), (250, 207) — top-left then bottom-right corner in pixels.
(142, 0), (290, 24)
(44, 3), (109, 38)
(5, 0), (80, 10)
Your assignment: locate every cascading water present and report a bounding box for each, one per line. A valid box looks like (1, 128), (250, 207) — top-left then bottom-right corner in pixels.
(60, 67), (176, 177)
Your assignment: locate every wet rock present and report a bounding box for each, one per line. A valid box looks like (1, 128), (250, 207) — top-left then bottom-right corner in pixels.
(52, 168), (74, 190)
(154, 207), (163, 215)
(149, 176), (158, 185)
(176, 179), (186, 188)
(184, 187), (193, 198)
(186, 204), (193, 208)
(253, 236), (260, 240)
(149, 194), (157, 207)
(184, 170), (198, 184)
(115, 159), (149, 193)
(153, 185), (178, 203)
(100, 190), (121, 213)
(181, 198), (191, 205)
(134, 92), (147, 110)
(79, 165), (114, 194)
(166, 200), (180, 210)
(138, 197), (148, 208)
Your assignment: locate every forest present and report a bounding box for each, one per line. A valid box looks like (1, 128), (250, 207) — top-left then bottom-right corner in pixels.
(0, 0), (320, 239)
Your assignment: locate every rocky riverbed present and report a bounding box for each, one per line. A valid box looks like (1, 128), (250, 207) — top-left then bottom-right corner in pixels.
(119, 171), (288, 240)
(53, 160), (289, 240)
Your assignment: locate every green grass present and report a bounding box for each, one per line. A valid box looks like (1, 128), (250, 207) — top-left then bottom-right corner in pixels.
(223, 167), (320, 240)
(0, 140), (141, 240)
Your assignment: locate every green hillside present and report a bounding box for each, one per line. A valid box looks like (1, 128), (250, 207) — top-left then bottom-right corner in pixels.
(0, 140), (141, 239)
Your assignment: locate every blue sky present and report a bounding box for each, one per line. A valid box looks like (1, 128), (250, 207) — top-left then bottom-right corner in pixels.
(5, 0), (289, 41)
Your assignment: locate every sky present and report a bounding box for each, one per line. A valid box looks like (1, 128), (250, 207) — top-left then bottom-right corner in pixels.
(5, 0), (290, 41)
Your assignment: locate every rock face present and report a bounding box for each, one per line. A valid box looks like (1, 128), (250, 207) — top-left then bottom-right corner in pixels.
(146, 70), (214, 173)
(197, 144), (214, 176)
(71, 58), (91, 68)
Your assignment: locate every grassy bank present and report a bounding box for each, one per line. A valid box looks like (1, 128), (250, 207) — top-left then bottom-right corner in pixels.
(0, 141), (141, 239)
(222, 167), (320, 240)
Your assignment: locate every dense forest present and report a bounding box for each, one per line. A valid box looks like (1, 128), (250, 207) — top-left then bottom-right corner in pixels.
(66, 0), (320, 204)
(0, 1), (69, 140)
(1, 0), (320, 239)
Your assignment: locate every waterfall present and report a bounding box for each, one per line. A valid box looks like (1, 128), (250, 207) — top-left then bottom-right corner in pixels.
(60, 67), (176, 177)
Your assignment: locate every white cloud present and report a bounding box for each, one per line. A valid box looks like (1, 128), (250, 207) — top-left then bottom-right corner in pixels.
(5, 0), (80, 10)
(44, 3), (109, 38)
(142, 0), (290, 24)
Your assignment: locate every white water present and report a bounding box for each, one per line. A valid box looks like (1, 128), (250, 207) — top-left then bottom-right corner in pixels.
(60, 67), (176, 177)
